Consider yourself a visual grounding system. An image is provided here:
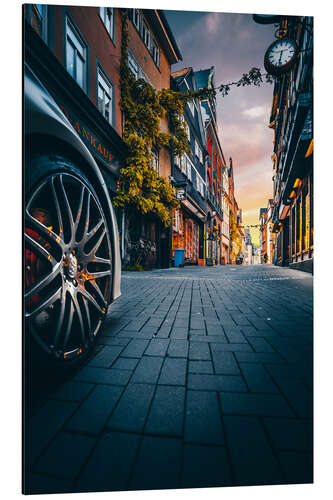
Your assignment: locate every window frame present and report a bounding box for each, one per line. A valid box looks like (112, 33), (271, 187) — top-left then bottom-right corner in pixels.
(96, 65), (114, 126)
(65, 17), (88, 93)
(99, 7), (115, 42)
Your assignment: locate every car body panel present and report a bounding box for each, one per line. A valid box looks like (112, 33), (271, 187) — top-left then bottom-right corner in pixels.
(24, 63), (121, 301)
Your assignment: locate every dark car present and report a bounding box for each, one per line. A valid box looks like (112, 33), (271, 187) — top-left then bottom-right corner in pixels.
(24, 64), (121, 367)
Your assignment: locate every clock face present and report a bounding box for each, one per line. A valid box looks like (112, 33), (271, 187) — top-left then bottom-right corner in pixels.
(264, 39), (298, 76)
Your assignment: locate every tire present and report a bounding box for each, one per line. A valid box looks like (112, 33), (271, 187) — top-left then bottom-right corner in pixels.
(24, 154), (113, 368)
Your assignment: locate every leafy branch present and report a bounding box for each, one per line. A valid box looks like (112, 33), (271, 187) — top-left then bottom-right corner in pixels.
(217, 68), (274, 97)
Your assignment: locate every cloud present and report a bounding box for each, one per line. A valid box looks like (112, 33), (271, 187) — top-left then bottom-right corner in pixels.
(241, 105), (269, 120)
(205, 13), (221, 34)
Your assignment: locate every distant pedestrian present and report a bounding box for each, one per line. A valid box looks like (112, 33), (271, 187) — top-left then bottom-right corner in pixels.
(264, 253), (268, 264)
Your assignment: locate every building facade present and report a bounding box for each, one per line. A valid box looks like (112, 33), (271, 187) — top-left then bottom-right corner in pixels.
(194, 67), (228, 266)
(255, 15), (313, 272)
(171, 68), (207, 266)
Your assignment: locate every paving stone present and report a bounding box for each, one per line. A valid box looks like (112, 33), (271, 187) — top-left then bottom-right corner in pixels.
(170, 327), (188, 339)
(25, 400), (79, 466)
(145, 385), (185, 437)
(189, 341), (211, 360)
(268, 374), (313, 418)
(77, 432), (141, 492)
(220, 392), (294, 417)
(234, 351), (285, 364)
(184, 390), (224, 445)
(223, 415), (284, 485)
(182, 445), (232, 488)
(112, 357), (139, 371)
(108, 383), (155, 433)
(65, 384), (123, 435)
(74, 367), (132, 386)
(167, 339), (189, 357)
(239, 363), (279, 393)
(211, 351), (240, 375)
(188, 360), (214, 374)
(120, 338), (150, 358)
(159, 357), (187, 386)
(33, 432), (96, 479)
(210, 342), (253, 352)
(97, 336), (131, 346)
(88, 345), (124, 368)
(263, 417), (312, 451)
(278, 451), (313, 484)
(188, 374), (247, 392)
(130, 436), (182, 490)
(131, 356), (164, 384)
(24, 474), (74, 495)
(144, 338), (170, 356)
(248, 337), (275, 352)
(50, 381), (94, 402)
(223, 327), (247, 343)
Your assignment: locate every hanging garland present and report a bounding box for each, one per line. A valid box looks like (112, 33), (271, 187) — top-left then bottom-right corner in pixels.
(113, 11), (215, 227)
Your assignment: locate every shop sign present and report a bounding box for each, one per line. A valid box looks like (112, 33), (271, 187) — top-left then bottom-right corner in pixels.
(58, 103), (121, 174)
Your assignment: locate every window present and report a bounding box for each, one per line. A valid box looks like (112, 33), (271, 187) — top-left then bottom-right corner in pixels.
(131, 8), (140, 30)
(99, 7), (114, 40)
(195, 140), (200, 158)
(66, 19), (87, 91)
(141, 20), (151, 49)
(128, 50), (148, 82)
(97, 68), (113, 124)
(150, 38), (160, 68)
(151, 148), (160, 174)
(29, 4), (48, 42)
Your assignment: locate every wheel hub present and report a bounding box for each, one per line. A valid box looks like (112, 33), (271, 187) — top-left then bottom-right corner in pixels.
(64, 251), (78, 280)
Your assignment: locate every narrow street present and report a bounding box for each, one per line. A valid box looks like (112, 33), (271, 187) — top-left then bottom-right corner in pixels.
(25, 265), (313, 494)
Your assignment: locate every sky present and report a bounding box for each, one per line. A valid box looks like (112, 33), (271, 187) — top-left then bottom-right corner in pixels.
(164, 9), (277, 245)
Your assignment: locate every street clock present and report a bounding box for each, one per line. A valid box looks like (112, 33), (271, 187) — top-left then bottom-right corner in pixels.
(264, 38), (298, 76)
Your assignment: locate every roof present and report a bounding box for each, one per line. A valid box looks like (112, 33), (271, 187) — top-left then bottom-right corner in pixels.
(171, 67), (192, 81)
(143, 10), (182, 64)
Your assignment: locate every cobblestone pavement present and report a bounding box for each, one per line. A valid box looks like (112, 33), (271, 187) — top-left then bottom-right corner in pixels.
(24, 265), (313, 494)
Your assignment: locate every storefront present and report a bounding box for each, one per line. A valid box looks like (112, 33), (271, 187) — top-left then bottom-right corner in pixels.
(172, 200), (205, 266)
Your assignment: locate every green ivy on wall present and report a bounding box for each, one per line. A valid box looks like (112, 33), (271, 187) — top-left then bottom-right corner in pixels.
(113, 11), (215, 227)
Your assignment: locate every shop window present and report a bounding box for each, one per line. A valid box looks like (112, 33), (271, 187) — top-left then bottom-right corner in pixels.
(99, 7), (115, 41)
(66, 19), (87, 92)
(97, 67), (113, 125)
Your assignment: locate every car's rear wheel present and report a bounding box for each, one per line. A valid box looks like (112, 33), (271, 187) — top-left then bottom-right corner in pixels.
(24, 155), (112, 366)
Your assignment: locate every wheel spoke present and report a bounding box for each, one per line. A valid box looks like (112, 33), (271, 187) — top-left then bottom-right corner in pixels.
(72, 294), (86, 345)
(25, 261), (61, 300)
(85, 228), (106, 259)
(24, 231), (57, 266)
(80, 287), (104, 315)
(62, 297), (74, 350)
(88, 279), (108, 305)
(50, 176), (64, 239)
(25, 286), (62, 319)
(81, 295), (92, 337)
(87, 270), (111, 280)
(59, 175), (75, 243)
(25, 212), (63, 256)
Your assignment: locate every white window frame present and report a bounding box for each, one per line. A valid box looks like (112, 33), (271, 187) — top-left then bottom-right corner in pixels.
(131, 8), (141, 30)
(99, 7), (114, 41)
(141, 20), (151, 49)
(151, 148), (160, 174)
(150, 37), (160, 68)
(65, 18), (87, 91)
(127, 49), (148, 82)
(97, 67), (113, 125)
(188, 101), (195, 115)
